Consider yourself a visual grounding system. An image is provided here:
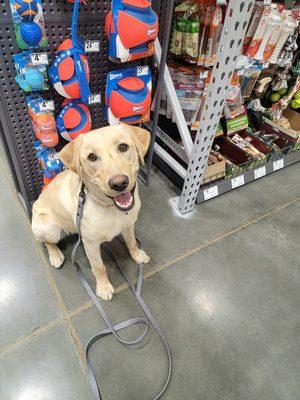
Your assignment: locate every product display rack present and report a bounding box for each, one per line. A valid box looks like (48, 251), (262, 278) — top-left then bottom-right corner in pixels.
(0, 0), (299, 215)
(0, 0), (167, 212)
(152, 0), (300, 214)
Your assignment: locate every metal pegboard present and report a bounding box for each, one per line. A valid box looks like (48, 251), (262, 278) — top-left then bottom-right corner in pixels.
(0, 0), (165, 203)
(178, 0), (255, 214)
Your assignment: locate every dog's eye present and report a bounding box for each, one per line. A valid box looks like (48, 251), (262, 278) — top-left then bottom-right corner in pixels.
(119, 143), (129, 153)
(88, 153), (97, 162)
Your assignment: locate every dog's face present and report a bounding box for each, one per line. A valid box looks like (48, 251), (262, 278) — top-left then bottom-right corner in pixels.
(59, 124), (150, 211)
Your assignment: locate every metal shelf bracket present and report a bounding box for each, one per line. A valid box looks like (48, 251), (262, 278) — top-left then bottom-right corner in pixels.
(178, 0), (255, 214)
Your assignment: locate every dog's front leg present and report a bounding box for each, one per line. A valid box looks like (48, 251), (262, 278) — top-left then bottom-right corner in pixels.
(83, 239), (115, 301)
(122, 225), (150, 264)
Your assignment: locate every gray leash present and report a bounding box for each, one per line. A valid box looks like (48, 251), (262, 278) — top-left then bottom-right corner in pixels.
(71, 184), (172, 400)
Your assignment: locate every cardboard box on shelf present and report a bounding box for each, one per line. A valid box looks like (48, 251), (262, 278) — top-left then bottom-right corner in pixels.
(283, 108), (300, 134)
(203, 160), (226, 183)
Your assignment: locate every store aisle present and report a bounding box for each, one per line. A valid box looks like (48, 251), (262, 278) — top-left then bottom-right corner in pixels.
(0, 159), (300, 400)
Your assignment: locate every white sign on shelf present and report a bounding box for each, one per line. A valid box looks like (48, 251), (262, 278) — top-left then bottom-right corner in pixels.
(30, 53), (49, 66)
(84, 40), (100, 52)
(88, 94), (101, 105)
(262, 61), (270, 69)
(254, 166), (266, 180)
(273, 159), (284, 171)
(39, 100), (55, 111)
(137, 66), (149, 76)
(231, 175), (245, 189)
(204, 185), (219, 201)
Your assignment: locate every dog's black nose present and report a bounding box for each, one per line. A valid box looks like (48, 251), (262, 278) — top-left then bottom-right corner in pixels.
(109, 175), (129, 192)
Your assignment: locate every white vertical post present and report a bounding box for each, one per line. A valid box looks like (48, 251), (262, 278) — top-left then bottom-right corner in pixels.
(179, 0), (255, 214)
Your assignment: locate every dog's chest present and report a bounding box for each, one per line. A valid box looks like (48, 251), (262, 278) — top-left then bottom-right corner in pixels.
(80, 198), (140, 242)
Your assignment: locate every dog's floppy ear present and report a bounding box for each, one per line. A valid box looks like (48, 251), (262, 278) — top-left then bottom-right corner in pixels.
(59, 137), (83, 176)
(122, 124), (151, 165)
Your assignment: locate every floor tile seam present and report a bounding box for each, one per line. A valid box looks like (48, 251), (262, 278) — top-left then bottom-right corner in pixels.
(11, 192), (88, 371)
(0, 317), (64, 356)
(3, 163), (300, 371)
(141, 195), (300, 280)
(65, 195), (300, 317)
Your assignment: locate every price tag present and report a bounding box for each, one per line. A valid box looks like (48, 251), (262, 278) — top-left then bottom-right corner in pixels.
(199, 71), (209, 79)
(204, 185), (219, 201)
(88, 94), (101, 105)
(262, 61), (270, 69)
(84, 40), (100, 52)
(273, 159), (284, 171)
(137, 66), (149, 76)
(39, 100), (55, 111)
(263, 0), (271, 5)
(30, 53), (49, 66)
(254, 166), (266, 180)
(231, 175), (245, 189)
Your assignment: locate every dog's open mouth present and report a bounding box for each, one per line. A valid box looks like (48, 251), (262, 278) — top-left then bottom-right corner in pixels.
(112, 186), (135, 212)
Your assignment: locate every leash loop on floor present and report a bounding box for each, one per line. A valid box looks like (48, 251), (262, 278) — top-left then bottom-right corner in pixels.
(71, 184), (172, 400)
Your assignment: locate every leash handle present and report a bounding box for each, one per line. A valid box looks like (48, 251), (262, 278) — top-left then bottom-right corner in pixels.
(72, 184), (172, 400)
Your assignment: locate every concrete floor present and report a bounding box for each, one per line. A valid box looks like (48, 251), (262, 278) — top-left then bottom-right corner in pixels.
(0, 150), (300, 400)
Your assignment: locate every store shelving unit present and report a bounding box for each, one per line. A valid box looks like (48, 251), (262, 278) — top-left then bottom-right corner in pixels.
(0, 0), (299, 214)
(0, 0), (168, 211)
(151, 0), (300, 214)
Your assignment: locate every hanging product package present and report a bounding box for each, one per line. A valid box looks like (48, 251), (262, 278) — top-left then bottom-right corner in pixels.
(224, 72), (246, 122)
(9, 0), (48, 49)
(181, 1), (200, 64)
(170, 1), (189, 57)
(204, 5), (223, 67)
(48, 0), (91, 103)
(26, 94), (59, 147)
(34, 141), (64, 187)
(105, 66), (152, 125)
(56, 99), (92, 142)
(105, 0), (159, 63)
(14, 51), (48, 92)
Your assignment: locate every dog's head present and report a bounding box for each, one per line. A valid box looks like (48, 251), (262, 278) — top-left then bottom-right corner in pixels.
(59, 124), (150, 211)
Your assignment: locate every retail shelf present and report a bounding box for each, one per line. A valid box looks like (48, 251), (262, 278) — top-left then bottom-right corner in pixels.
(153, 145), (300, 204)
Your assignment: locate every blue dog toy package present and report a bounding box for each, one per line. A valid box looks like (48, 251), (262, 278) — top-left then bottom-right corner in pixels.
(105, 0), (159, 63)
(34, 141), (64, 188)
(9, 0), (48, 49)
(13, 51), (48, 92)
(105, 65), (152, 125)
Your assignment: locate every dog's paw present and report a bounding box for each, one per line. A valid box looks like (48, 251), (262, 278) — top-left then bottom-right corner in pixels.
(131, 249), (150, 265)
(96, 281), (115, 301)
(49, 249), (65, 269)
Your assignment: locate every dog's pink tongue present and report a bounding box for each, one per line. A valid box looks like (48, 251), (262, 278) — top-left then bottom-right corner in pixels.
(114, 192), (132, 205)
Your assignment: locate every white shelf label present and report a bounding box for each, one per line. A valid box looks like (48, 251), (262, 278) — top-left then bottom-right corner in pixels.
(30, 53), (49, 66)
(254, 166), (266, 180)
(273, 159), (284, 171)
(137, 66), (149, 76)
(39, 100), (55, 111)
(231, 175), (245, 189)
(88, 94), (101, 104)
(84, 40), (100, 52)
(204, 185), (219, 201)
(262, 61), (270, 69)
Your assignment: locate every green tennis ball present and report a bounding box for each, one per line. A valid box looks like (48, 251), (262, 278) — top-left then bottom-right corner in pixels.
(294, 90), (300, 100)
(291, 99), (300, 109)
(278, 88), (288, 96)
(270, 93), (280, 103)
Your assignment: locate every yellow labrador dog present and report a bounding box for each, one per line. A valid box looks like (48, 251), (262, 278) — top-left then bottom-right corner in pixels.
(32, 124), (151, 300)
